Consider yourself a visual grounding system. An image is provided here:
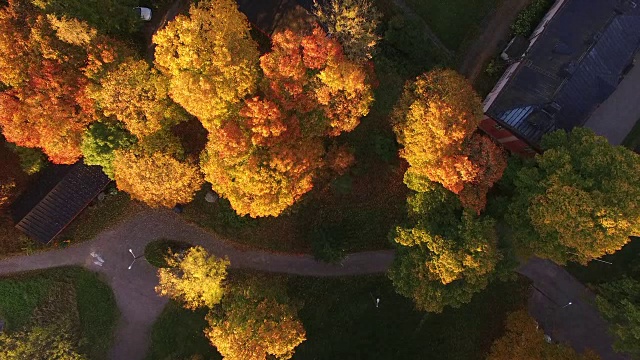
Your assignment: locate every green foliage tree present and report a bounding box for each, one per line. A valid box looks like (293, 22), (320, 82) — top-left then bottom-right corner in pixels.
(155, 246), (229, 310)
(81, 121), (136, 178)
(388, 183), (501, 313)
(205, 276), (306, 360)
(314, 0), (381, 61)
(0, 324), (87, 360)
(506, 128), (640, 265)
(31, 0), (140, 35)
(487, 310), (600, 360)
(596, 277), (640, 357)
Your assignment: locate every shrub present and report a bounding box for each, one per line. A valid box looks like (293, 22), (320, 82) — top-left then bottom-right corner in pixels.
(144, 239), (193, 268)
(511, 0), (553, 37)
(311, 224), (346, 264)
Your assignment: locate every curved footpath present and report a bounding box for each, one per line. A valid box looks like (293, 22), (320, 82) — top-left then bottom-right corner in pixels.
(0, 209), (626, 360)
(0, 209), (394, 360)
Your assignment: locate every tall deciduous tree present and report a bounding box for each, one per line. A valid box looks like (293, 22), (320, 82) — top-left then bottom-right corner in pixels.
(155, 246), (229, 310)
(596, 277), (640, 357)
(81, 121), (136, 179)
(392, 69), (506, 213)
(205, 276), (306, 360)
(487, 310), (600, 360)
(201, 27), (374, 217)
(0, 0), (127, 164)
(113, 149), (203, 208)
(90, 58), (186, 138)
(506, 128), (640, 264)
(388, 183), (501, 313)
(314, 0), (382, 61)
(153, 0), (260, 127)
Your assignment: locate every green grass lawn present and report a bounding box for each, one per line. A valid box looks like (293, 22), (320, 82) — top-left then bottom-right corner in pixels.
(404, 0), (501, 53)
(622, 118), (640, 152)
(57, 191), (136, 244)
(566, 237), (640, 286)
(148, 273), (529, 360)
(0, 267), (119, 360)
(147, 302), (222, 360)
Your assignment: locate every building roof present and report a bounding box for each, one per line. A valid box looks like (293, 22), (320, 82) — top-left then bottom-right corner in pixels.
(486, 0), (640, 146)
(13, 161), (110, 244)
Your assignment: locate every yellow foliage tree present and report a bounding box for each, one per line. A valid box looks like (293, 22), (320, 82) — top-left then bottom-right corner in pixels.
(113, 149), (203, 208)
(153, 0), (260, 128)
(155, 246), (229, 310)
(205, 277), (306, 360)
(90, 58), (185, 138)
(393, 69), (506, 213)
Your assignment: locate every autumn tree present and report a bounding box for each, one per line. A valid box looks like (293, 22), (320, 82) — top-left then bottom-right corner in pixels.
(388, 183), (501, 312)
(487, 310), (600, 360)
(596, 277), (640, 357)
(81, 121), (136, 178)
(113, 149), (203, 208)
(155, 246), (229, 310)
(506, 128), (640, 264)
(0, 0), (129, 164)
(205, 276), (306, 360)
(314, 0), (382, 61)
(201, 27), (374, 217)
(90, 58), (187, 138)
(392, 69), (506, 213)
(153, 0), (260, 127)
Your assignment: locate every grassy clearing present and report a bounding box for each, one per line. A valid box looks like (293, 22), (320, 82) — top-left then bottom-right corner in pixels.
(147, 302), (222, 360)
(566, 237), (640, 286)
(622, 118), (640, 152)
(404, 0), (501, 53)
(144, 239), (193, 268)
(0, 267), (119, 360)
(148, 273), (529, 359)
(57, 191), (136, 244)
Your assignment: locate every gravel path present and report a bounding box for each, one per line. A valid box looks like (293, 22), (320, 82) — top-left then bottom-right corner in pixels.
(458, 0), (531, 82)
(0, 209), (394, 360)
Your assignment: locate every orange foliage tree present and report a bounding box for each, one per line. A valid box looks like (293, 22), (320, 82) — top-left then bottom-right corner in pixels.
(201, 27), (373, 217)
(392, 69), (506, 213)
(0, 0), (127, 164)
(113, 149), (203, 207)
(201, 27), (374, 217)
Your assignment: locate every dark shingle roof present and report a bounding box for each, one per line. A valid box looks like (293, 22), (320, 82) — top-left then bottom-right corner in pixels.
(14, 162), (110, 244)
(487, 0), (640, 145)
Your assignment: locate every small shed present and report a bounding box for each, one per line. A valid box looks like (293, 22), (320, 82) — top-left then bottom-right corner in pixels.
(12, 161), (110, 244)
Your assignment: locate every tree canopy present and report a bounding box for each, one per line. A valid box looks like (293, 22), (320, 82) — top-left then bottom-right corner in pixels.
(487, 310), (600, 360)
(113, 149), (203, 208)
(153, 0), (260, 127)
(392, 69), (506, 214)
(0, 0), (128, 164)
(388, 183), (501, 312)
(596, 277), (640, 357)
(314, 0), (382, 62)
(506, 128), (640, 264)
(90, 58), (186, 138)
(155, 246), (229, 310)
(201, 26), (374, 217)
(205, 276), (306, 360)
(81, 121), (136, 179)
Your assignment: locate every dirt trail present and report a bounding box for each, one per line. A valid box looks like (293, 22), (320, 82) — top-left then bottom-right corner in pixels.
(459, 0), (532, 82)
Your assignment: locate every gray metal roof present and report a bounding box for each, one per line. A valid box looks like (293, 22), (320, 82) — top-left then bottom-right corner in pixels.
(14, 162), (110, 244)
(487, 0), (640, 145)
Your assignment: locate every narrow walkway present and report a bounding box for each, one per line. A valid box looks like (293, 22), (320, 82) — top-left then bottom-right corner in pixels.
(458, 0), (531, 82)
(0, 209), (624, 360)
(0, 209), (394, 360)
